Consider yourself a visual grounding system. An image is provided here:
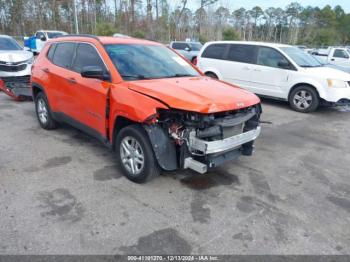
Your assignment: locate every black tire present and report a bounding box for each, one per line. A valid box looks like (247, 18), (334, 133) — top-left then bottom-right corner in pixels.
(205, 72), (218, 79)
(288, 85), (319, 113)
(115, 125), (160, 183)
(34, 92), (58, 130)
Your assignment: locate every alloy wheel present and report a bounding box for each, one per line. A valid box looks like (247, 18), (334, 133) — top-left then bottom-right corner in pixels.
(37, 98), (48, 124)
(120, 136), (145, 175)
(293, 90), (313, 110)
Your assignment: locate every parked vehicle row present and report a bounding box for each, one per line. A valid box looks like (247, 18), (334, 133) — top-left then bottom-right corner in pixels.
(196, 41), (350, 113)
(2, 34), (350, 183)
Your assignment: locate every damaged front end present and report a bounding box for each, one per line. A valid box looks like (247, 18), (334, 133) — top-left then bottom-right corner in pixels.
(0, 75), (31, 100)
(144, 104), (262, 174)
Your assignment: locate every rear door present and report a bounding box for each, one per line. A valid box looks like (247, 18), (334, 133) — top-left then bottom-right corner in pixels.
(69, 43), (110, 137)
(48, 42), (78, 115)
(223, 44), (258, 90)
(248, 46), (293, 98)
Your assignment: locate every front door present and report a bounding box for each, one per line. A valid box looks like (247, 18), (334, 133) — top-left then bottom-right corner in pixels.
(248, 46), (292, 99)
(69, 43), (110, 137)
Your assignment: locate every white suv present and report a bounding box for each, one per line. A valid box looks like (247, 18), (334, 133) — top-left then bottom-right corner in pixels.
(197, 41), (350, 112)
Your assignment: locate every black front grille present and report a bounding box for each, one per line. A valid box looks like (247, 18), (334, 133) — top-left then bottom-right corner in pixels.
(0, 64), (27, 72)
(1, 75), (31, 90)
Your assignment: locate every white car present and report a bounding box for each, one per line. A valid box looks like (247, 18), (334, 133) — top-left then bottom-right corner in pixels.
(313, 47), (350, 70)
(0, 35), (34, 99)
(24, 30), (67, 54)
(197, 41), (350, 112)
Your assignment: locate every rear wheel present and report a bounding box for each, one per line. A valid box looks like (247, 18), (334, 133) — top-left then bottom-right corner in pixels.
(289, 86), (319, 113)
(35, 92), (57, 129)
(205, 72), (218, 79)
(115, 125), (160, 183)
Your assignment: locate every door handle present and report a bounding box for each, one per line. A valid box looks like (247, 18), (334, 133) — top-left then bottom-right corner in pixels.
(66, 77), (77, 84)
(253, 68), (261, 72)
(331, 58), (335, 61)
(42, 68), (49, 73)
(243, 67), (250, 70)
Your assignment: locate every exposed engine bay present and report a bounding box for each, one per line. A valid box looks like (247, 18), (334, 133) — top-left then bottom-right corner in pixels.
(144, 104), (262, 173)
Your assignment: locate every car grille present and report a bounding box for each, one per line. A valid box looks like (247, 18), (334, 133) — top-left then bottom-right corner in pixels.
(1, 76), (31, 90)
(0, 64), (27, 72)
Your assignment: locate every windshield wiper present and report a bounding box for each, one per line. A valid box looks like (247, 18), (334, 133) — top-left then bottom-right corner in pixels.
(164, 73), (196, 78)
(121, 74), (149, 80)
(300, 65), (321, 68)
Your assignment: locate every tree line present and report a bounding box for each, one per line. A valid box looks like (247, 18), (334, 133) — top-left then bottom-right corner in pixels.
(1, 0), (350, 46)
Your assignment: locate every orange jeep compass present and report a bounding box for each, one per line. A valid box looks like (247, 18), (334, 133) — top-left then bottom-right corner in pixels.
(31, 35), (262, 183)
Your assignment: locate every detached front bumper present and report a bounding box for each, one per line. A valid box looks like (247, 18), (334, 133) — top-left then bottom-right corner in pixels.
(0, 75), (31, 100)
(0, 62), (32, 100)
(184, 126), (261, 174)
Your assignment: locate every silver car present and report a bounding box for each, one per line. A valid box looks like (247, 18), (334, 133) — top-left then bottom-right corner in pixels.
(170, 41), (203, 63)
(0, 35), (34, 99)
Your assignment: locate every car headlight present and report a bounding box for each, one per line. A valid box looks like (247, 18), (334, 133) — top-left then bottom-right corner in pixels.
(327, 79), (348, 88)
(25, 56), (34, 64)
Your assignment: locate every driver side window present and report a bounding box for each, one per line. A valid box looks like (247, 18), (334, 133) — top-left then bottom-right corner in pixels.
(257, 47), (290, 69)
(333, 49), (349, 59)
(36, 32), (45, 40)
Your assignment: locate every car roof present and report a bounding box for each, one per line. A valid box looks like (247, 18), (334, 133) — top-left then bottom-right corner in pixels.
(205, 41), (292, 49)
(171, 41), (200, 44)
(51, 35), (162, 46)
(0, 35), (13, 39)
(38, 30), (67, 33)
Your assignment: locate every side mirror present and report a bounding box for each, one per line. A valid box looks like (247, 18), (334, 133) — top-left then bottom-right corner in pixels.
(81, 66), (110, 81)
(184, 47), (191, 51)
(278, 61), (292, 69)
(40, 35), (47, 41)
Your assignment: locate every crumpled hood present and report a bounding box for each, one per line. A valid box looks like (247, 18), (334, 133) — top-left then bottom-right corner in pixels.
(0, 50), (33, 63)
(127, 77), (260, 113)
(303, 66), (350, 81)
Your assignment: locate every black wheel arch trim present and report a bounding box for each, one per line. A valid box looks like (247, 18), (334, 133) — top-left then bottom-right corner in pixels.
(143, 124), (178, 171)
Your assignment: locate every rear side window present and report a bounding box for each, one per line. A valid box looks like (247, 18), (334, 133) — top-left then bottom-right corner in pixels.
(52, 42), (76, 69)
(47, 43), (57, 61)
(202, 44), (228, 60)
(72, 43), (105, 73)
(172, 43), (189, 50)
(227, 45), (257, 64)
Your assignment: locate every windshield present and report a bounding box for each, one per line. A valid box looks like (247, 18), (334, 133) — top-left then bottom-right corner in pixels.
(0, 37), (22, 51)
(280, 47), (322, 67)
(189, 43), (202, 51)
(104, 44), (200, 80)
(47, 32), (65, 39)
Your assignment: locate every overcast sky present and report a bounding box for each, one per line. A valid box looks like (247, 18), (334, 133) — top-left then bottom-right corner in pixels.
(180, 0), (350, 12)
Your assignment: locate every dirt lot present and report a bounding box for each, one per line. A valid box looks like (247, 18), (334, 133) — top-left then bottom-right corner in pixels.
(0, 92), (349, 255)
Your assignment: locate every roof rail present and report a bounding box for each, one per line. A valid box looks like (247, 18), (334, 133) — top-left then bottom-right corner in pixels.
(55, 34), (100, 41)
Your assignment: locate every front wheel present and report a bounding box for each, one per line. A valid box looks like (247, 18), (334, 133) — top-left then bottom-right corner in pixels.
(115, 125), (160, 183)
(289, 86), (319, 113)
